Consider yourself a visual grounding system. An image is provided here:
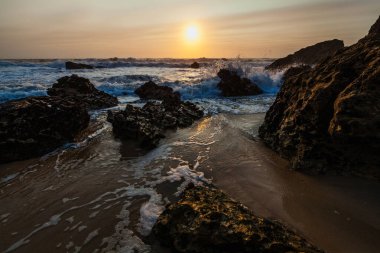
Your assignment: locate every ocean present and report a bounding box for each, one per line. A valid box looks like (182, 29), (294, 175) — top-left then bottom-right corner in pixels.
(0, 58), (282, 114)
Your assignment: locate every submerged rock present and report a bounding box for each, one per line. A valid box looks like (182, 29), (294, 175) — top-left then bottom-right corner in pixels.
(65, 61), (94, 70)
(135, 81), (180, 101)
(107, 98), (203, 147)
(47, 75), (118, 110)
(259, 16), (380, 178)
(0, 96), (89, 163)
(266, 39), (344, 70)
(190, 62), (200, 68)
(153, 185), (324, 253)
(217, 69), (263, 97)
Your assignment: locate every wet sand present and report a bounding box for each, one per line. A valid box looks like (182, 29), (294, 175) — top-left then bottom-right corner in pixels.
(1, 113), (379, 253)
(205, 114), (380, 253)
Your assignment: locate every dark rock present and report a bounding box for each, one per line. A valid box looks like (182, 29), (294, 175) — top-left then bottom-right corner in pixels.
(108, 99), (203, 147)
(217, 69), (263, 97)
(0, 96), (89, 163)
(153, 185), (324, 253)
(259, 16), (380, 178)
(266, 39), (344, 70)
(190, 62), (200, 68)
(47, 75), (118, 110)
(282, 65), (312, 81)
(65, 61), (94, 70)
(135, 81), (180, 101)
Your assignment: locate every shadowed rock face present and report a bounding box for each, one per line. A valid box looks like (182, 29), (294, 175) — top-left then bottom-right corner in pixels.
(259, 16), (380, 178)
(107, 98), (203, 147)
(65, 61), (94, 69)
(135, 81), (180, 101)
(47, 75), (118, 110)
(266, 39), (344, 70)
(0, 96), (89, 163)
(217, 69), (263, 97)
(153, 185), (324, 253)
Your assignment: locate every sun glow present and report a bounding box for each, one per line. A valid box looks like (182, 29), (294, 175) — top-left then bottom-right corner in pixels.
(185, 25), (200, 42)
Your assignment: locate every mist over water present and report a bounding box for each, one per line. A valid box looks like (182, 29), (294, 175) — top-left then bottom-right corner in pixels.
(0, 58), (282, 114)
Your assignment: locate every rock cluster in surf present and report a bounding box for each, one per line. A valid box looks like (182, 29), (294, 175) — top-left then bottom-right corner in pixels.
(108, 83), (203, 147)
(135, 80), (180, 101)
(0, 75), (118, 163)
(190, 61), (200, 68)
(265, 39), (344, 70)
(217, 69), (263, 97)
(153, 185), (324, 253)
(0, 96), (89, 163)
(47, 75), (118, 110)
(259, 16), (380, 178)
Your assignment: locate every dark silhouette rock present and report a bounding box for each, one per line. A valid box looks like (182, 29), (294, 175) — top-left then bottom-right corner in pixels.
(259, 16), (380, 178)
(266, 39), (344, 70)
(190, 62), (200, 68)
(47, 75), (118, 110)
(217, 69), (263, 97)
(0, 96), (89, 163)
(65, 61), (94, 70)
(107, 98), (203, 147)
(153, 185), (324, 253)
(135, 81), (180, 101)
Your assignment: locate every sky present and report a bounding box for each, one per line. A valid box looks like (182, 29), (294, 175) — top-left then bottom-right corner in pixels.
(0, 0), (379, 59)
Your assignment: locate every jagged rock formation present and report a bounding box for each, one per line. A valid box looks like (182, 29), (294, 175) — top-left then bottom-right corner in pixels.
(153, 185), (324, 253)
(0, 97), (89, 163)
(47, 75), (118, 110)
(217, 69), (263, 97)
(266, 39), (344, 70)
(65, 61), (94, 69)
(107, 96), (203, 147)
(135, 81), (180, 101)
(259, 16), (380, 178)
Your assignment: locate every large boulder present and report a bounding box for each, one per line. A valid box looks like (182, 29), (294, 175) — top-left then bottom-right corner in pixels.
(266, 39), (344, 70)
(217, 69), (263, 97)
(65, 61), (94, 70)
(153, 185), (324, 253)
(47, 75), (118, 110)
(259, 16), (380, 178)
(135, 81), (180, 101)
(107, 98), (203, 147)
(0, 96), (89, 163)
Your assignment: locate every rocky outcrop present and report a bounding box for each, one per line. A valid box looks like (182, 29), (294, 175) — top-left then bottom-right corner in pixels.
(107, 96), (203, 147)
(47, 75), (118, 110)
(259, 16), (380, 178)
(135, 81), (180, 101)
(0, 96), (89, 163)
(266, 39), (344, 70)
(190, 62), (200, 68)
(217, 69), (263, 97)
(65, 61), (94, 70)
(153, 185), (324, 253)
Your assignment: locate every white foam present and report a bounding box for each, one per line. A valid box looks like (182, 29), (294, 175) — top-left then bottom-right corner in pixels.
(138, 201), (165, 236)
(62, 197), (79, 204)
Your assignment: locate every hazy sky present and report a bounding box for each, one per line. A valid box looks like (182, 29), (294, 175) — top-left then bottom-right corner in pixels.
(0, 0), (378, 58)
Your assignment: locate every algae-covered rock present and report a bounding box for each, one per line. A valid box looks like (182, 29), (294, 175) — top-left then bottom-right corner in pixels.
(153, 185), (324, 253)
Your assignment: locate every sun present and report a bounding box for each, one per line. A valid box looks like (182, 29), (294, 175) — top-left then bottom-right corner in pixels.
(185, 25), (200, 42)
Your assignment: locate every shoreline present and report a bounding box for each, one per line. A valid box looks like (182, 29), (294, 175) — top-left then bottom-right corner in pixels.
(1, 113), (379, 252)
